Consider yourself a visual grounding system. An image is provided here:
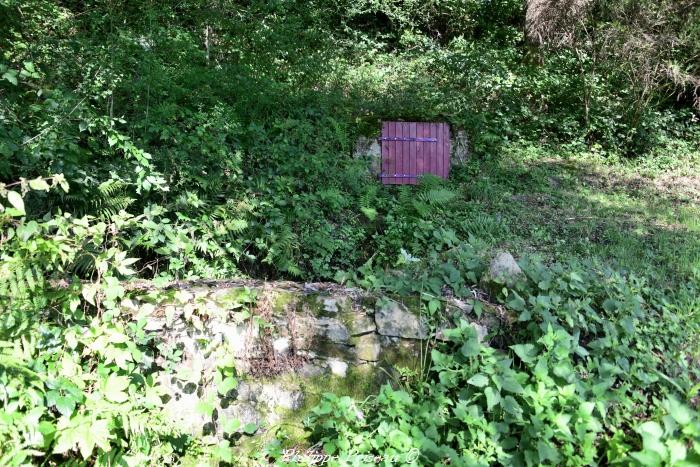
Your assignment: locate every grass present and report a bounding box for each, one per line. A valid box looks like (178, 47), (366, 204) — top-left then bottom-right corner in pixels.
(446, 141), (700, 285)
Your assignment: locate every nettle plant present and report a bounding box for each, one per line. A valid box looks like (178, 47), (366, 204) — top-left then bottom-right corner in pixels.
(0, 177), (203, 464)
(302, 250), (700, 466)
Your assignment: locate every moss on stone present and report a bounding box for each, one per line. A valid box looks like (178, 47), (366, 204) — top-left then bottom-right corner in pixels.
(358, 295), (377, 310)
(137, 288), (176, 305)
(337, 312), (372, 337)
(233, 367), (380, 451)
(299, 293), (331, 317)
(393, 294), (422, 316)
(258, 365), (383, 449)
(305, 336), (356, 360)
(378, 339), (427, 373)
(350, 333), (381, 362)
(213, 288), (252, 310)
(272, 290), (299, 315)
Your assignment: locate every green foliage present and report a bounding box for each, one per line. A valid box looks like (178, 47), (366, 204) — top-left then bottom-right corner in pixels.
(0, 182), (238, 464)
(303, 256), (700, 465)
(1, 0), (699, 464)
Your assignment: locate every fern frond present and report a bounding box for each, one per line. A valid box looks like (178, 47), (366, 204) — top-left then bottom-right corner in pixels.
(0, 260), (44, 303)
(418, 187), (458, 205)
(63, 178), (135, 219)
(225, 219), (248, 233)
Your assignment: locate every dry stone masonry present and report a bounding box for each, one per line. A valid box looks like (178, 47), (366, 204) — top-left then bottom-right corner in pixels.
(120, 280), (499, 441)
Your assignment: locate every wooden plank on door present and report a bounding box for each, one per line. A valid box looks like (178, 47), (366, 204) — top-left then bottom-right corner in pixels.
(429, 123), (437, 177)
(409, 122), (417, 184)
(442, 123), (450, 179)
(435, 122), (442, 178)
(381, 121), (389, 184)
(399, 122), (406, 184)
(388, 121), (396, 184)
(416, 122), (425, 180)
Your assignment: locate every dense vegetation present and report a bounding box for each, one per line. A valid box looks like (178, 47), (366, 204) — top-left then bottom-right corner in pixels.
(1, 0), (699, 464)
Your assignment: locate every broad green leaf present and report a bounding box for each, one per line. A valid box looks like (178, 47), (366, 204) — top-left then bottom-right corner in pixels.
(637, 421), (663, 438)
(629, 450), (662, 467)
(196, 399), (215, 418)
(213, 440), (233, 462)
(2, 70), (18, 85)
(510, 343), (537, 364)
(467, 373), (489, 387)
(361, 207), (377, 221)
(104, 374), (129, 403)
(570, 271), (583, 282)
(537, 440), (561, 463)
(501, 375), (524, 394)
(637, 421), (667, 459)
(428, 299), (440, 313)
(460, 338), (480, 358)
(217, 376), (238, 396)
(502, 396), (523, 418)
(28, 177), (50, 191)
(78, 418), (111, 459)
(243, 422), (257, 435)
(388, 429), (412, 450)
(554, 413), (572, 436)
(666, 397), (692, 425)
(484, 387), (501, 410)
(667, 439), (687, 464)
(222, 418), (241, 434)
(6, 190), (25, 214)
(473, 301), (483, 318)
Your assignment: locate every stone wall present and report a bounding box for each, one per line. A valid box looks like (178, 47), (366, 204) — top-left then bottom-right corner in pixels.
(120, 281), (495, 442)
(353, 135), (382, 176)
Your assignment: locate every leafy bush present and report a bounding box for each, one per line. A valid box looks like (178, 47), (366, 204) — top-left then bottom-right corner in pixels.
(306, 254), (700, 465)
(1, 0), (699, 464)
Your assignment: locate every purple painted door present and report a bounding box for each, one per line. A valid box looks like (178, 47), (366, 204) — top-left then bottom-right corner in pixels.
(380, 122), (451, 185)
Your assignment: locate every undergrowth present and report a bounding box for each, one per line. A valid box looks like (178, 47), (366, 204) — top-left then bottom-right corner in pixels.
(1, 0), (699, 464)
